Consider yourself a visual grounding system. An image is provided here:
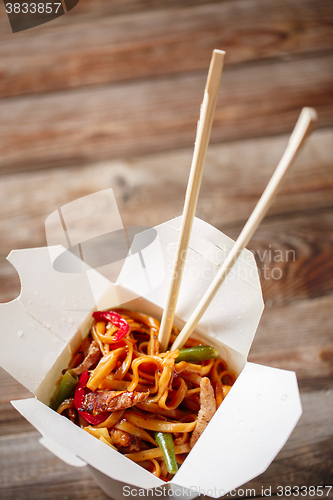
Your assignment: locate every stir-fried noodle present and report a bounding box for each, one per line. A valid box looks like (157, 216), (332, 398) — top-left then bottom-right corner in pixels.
(53, 309), (235, 481)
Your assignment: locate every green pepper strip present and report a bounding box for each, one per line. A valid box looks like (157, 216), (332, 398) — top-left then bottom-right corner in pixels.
(154, 432), (178, 475)
(50, 370), (79, 411)
(175, 345), (219, 363)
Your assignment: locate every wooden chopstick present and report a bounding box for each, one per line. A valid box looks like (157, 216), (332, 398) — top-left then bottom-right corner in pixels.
(158, 49), (226, 352)
(171, 107), (318, 350)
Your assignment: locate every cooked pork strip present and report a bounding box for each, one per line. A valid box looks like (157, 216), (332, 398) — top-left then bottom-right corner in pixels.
(72, 341), (100, 376)
(80, 337), (92, 357)
(80, 390), (149, 414)
(110, 428), (141, 452)
(190, 377), (216, 448)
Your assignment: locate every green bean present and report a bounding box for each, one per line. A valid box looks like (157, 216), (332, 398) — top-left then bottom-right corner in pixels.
(175, 345), (219, 363)
(50, 370), (79, 411)
(154, 431), (178, 475)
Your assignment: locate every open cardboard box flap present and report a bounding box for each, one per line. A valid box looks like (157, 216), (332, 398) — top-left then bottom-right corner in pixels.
(0, 217), (302, 498)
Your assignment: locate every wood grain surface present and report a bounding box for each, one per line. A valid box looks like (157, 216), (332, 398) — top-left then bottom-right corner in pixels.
(0, 0), (332, 498)
(1, 0), (333, 97)
(1, 53), (333, 173)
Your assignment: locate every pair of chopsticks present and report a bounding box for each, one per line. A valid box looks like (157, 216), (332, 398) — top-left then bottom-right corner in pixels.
(158, 49), (317, 352)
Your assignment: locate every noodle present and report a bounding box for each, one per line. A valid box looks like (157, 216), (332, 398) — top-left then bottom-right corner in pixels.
(53, 309), (235, 480)
(124, 410), (197, 433)
(95, 409), (124, 429)
(125, 443), (191, 462)
(114, 419), (157, 445)
(56, 397), (74, 414)
(87, 347), (126, 391)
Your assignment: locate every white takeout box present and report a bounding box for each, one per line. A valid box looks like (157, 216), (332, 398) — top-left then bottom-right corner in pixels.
(0, 217), (302, 500)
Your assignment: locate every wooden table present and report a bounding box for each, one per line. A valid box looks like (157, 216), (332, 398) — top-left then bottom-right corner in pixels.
(0, 0), (332, 498)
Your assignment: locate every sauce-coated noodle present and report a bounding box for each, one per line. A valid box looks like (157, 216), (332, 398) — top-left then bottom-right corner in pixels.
(54, 309), (235, 480)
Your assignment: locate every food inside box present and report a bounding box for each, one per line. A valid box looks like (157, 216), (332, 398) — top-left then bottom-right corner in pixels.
(51, 307), (236, 481)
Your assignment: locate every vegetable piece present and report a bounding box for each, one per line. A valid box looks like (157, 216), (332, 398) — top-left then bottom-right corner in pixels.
(92, 311), (129, 342)
(154, 431), (178, 475)
(74, 370), (109, 425)
(50, 370), (79, 411)
(175, 345), (219, 363)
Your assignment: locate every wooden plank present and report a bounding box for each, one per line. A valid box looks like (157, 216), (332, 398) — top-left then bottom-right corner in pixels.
(248, 295), (333, 391)
(0, 389), (331, 498)
(0, 431), (107, 500)
(0, 127), (331, 235)
(0, 0), (222, 22)
(0, 53), (332, 174)
(0, 0), (332, 98)
(223, 209), (333, 308)
(0, 128), (332, 304)
(0, 369), (33, 436)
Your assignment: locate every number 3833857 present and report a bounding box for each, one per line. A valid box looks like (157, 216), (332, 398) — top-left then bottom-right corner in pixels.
(5, 3), (62, 14)
(277, 486), (332, 497)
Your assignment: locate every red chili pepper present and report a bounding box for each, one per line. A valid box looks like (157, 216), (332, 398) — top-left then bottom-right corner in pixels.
(74, 370), (109, 425)
(92, 311), (129, 342)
